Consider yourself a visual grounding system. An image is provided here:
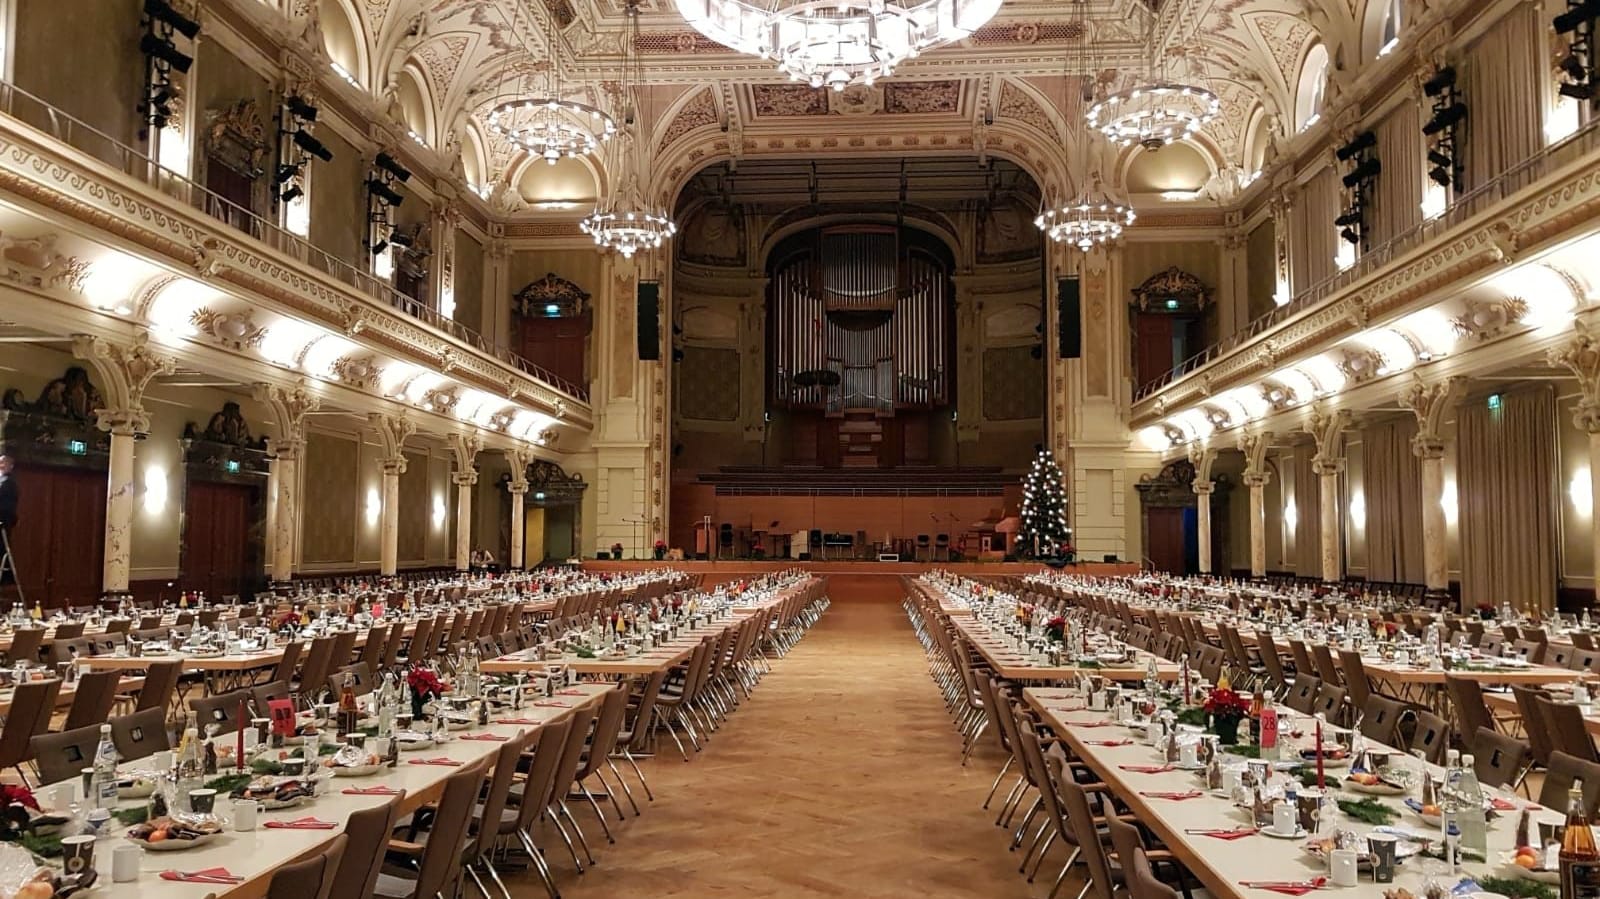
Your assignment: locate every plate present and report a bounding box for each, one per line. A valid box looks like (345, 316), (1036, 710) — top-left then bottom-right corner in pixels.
(395, 736), (434, 752)
(330, 763), (383, 777)
(128, 832), (222, 852)
(1498, 852), (1561, 884)
(117, 781), (156, 800)
(1261, 826), (1308, 840)
(1343, 778), (1408, 796)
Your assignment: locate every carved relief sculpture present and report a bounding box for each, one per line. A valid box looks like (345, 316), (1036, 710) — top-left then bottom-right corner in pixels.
(204, 99), (270, 179)
(1131, 266), (1210, 312)
(513, 272), (591, 318)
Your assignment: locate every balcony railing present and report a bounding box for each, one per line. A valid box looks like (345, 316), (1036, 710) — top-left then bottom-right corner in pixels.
(1133, 116), (1600, 403)
(0, 81), (590, 403)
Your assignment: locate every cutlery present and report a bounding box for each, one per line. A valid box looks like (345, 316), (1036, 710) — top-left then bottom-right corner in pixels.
(408, 757), (463, 767)
(161, 868), (243, 884)
(1120, 764), (1174, 773)
(1186, 827), (1258, 840)
(460, 734), (509, 741)
(1140, 790), (1203, 800)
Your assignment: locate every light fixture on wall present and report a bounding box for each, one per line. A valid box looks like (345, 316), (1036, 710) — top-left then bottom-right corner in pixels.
(432, 495), (447, 529)
(1440, 477), (1459, 525)
(1572, 466), (1593, 514)
(143, 464), (168, 516)
(1348, 491), (1365, 526)
(365, 487), (382, 525)
(1283, 499), (1298, 533)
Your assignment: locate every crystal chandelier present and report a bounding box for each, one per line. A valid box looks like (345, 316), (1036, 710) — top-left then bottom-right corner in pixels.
(1087, 83), (1219, 150)
(582, 2), (676, 257)
(483, 6), (615, 164)
(674, 0), (1001, 91)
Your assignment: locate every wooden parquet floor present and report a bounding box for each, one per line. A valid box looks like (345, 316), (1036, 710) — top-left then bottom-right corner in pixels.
(516, 598), (1074, 899)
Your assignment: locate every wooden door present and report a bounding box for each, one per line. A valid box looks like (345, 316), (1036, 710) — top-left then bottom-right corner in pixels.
(5, 462), (106, 608)
(1145, 507), (1188, 574)
(181, 480), (255, 600)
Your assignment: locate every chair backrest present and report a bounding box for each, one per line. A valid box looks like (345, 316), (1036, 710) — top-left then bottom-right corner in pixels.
(327, 630), (358, 672)
(1359, 695), (1405, 744)
(0, 679), (61, 768)
(328, 794), (402, 899)
(406, 617), (436, 664)
(1256, 632), (1289, 687)
(47, 637), (93, 667)
(547, 705), (598, 812)
(1479, 633), (1506, 657)
(1286, 675), (1321, 714)
(189, 686), (253, 736)
(269, 640), (303, 686)
(1311, 643), (1344, 685)
(109, 706), (170, 762)
(1404, 708), (1450, 764)
(1312, 683), (1346, 722)
(266, 833), (347, 899)
(514, 717), (574, 833)
(1535, 695), (1600, 764)
(1512, 639), (1547, 664)
(380, 622), (407, 670)
(51, 623), (85, 640)
(1540, 751), (1600, 816)
(62, 670), (121, 731)
(29, 722), (102, 786)
(1445, 675), (1495, 754)
(134, 659), (181, 713)
(327, 663), (375, 700)
(1336, 650), (1372, 710)
(411, 760), (487, 899)
(4, 629), (44, 666)
(1472, 727), (1531, 789)
(1127, 847), (1180, 899)
(1288, 640), (1317, 679)
(576, 687), (628, 780)
(469, 733), (528, 859)
(251, 680), (292, 715)
(622, 668), (668, 752)
(1107, 816), (1150, 886)
(1057, 777), (1116, 899)
(1512, 686), (1556, 766)
(295, 636), (337, 704)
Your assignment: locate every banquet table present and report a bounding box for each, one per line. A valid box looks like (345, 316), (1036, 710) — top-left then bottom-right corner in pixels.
(480, 616), (747, 677)
(1023, 686), (1564, 899)
(85, 682), (614, 899)
(951, 617), (1182, 683)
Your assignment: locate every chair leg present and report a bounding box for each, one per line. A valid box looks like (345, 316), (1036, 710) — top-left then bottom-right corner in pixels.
(621, 749), (654, 800)
(604, 760), (641, 815)
(557, 801), (598, 865)
(545, 806), (586, 873)
(982, 756), (1014, 809)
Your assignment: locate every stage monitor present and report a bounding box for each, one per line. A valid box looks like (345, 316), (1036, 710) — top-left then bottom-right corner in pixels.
(1057, 276), (1081, 359)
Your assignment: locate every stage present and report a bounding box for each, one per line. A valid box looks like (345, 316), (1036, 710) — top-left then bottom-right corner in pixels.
(580, 559), (1141, 602)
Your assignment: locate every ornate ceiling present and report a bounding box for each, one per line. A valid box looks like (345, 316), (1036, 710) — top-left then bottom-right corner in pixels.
(297, 0), (1363, 209)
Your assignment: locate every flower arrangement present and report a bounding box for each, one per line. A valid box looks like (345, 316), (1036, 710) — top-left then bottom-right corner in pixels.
(1015, 604), (1034, 627)
(0, 785), (38, 814)
(1203, 687), (1251, 745)
(1044, 616), (1066, 644)
(653, 539), (667, 560)
(407, 667), (445, 700)
(272, 610), (299, 633)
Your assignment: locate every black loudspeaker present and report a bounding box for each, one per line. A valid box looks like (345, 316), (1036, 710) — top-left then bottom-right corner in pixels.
(637, 281), (661, 360)
(1103, 554), (1119, 563)
(718, 524), (733, 548)
(798, 552), (811, 561)
(1057, 277), (1081, 359)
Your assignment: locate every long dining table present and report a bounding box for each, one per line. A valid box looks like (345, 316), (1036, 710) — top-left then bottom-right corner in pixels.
(950, 614), (1182, 683)
(1024, 685), (1564, 899)
(81, 682), (614, 899)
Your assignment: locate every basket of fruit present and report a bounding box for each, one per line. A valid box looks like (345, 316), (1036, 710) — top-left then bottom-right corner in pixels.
(323, 744), (383, 777)
(1500, 847), (1560, 884)
(230, 777), (313, 810)
(125, 815), (224, 851)
(1345, 771), (1410, 796)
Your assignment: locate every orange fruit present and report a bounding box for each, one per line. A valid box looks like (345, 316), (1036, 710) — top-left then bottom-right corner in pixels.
(1515, 855), (1539, 869)
(147, 830), (168, 843)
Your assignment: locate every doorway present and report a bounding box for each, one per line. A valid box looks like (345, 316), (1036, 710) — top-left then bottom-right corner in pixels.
(6, 462), (107, 608)
(543, 505), (575, 563)
(181, 480), (259, 600)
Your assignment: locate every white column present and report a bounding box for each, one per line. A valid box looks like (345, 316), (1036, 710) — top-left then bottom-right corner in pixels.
(1244, 472), (1269, 578)
(1193, 480), (1215, 574)
(103, 425), (137, 595)
(508, 483), (528, 570)
(1315, 458), (1344, 583)
(271, 448), (300, 585)
(454, 472), (476, 571)
(380, 458), (404, 577)
(1416, 440), (1448, 592)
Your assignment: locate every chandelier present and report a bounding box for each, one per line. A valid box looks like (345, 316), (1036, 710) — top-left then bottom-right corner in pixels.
(674, 0), (1001, 90)
(582, 1), (677, 257)
(1034, 200), (1136, 251)
(485, 97), (616, 164)
(1087, 82), (1220, 150)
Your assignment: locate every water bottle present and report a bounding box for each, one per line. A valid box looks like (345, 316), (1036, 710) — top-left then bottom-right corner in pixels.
(92, 723), (118, 809)
(1458, 753), (1488, 861)
(1440, 749), (1464, 858)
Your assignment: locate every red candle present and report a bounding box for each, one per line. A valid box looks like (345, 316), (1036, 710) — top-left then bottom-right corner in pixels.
(236, 699), (246, 766)
(1314, 718), (1325, 790)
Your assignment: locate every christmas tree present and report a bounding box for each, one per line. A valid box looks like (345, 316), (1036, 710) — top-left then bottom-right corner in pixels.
(1019, 448), (1071, 559)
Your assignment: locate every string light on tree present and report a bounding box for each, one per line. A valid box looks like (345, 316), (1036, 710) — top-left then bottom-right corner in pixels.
(1019, 447), (1071, 559)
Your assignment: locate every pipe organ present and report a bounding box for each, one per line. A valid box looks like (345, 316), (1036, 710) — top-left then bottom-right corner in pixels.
(770, 225), (952, 415)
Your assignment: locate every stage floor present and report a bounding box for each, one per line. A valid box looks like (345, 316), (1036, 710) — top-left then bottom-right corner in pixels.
(580, 559), (1141, 602)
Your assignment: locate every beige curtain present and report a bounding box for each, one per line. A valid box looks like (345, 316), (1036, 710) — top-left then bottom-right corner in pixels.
(1289, 165), (1340, 294)
(1294, 450), (1323, 578)
(1372, 101), (1422, 246)
(1462, 4), (1542, 189)
(1459, 386), (1558, 613)
(1364, 417), (1424, 583)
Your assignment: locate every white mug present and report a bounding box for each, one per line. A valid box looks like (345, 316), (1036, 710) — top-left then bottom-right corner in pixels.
(233, 799), (258, 831)
(1180, 741), (1199, 767)
(1089, 691), (1107, 712)
(1330, 849), (1358, 886)
(50, 782), (74, 812)
(112, 845), (141, 883)
(1272, 801), (1296, 835)
(1221, 767), (1242, 794)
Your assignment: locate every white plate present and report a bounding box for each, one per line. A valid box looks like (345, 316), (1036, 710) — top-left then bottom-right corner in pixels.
(1261, 826), (1308, 839)
(1498, 852), (1561, 884)
(330, 763), (383, 777)
(128, 832), (222, 852)
(1343, 779), (1408, 796)
(395, 737), (434, 752)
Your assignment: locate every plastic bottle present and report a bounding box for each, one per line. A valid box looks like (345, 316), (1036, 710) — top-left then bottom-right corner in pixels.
(92, 723), (117, 809)
(1458, 753), (1488, 861)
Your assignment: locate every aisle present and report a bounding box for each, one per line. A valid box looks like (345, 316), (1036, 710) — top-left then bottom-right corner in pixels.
(536, 597), (1046, 898)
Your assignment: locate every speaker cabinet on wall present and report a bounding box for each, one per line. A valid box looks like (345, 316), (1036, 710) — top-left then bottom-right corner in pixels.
(637, 281), (661, 361)
(1057, 277), (1081, 359)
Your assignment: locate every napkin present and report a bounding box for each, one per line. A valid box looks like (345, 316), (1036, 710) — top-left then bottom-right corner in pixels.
(556, 689), (586, 696)
(494, 718), (543, 725)
(1120, 764), (1174, 773)
(459, 734), (509, 742)
(1490, 797), (1519, 811)
(1066, 720), (1113, 728)
(1139, 790), (1203, 800)
(1085, 739), (1134, 747)
(160, 868), (243, 884)
(265, 817), (337, 830)
(342, 786), (399, 795)
(408, 757), (463, 767)
(531, 701), (570, 708)
(1188, 827), (1258, 840)
(1240, 879), (1327, 895)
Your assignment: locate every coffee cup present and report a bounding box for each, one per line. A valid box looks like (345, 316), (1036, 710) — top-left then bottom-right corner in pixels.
(188, 788), (217, 815)
(1297, 789), (1323, 832)
(1367, 833), (1399, 883)
(233, 798), (258, 831)
(112, 845), (140, 883)
(60, 834), (95, 876)
(1180, 741), (1199, 767)
(1330, 848), (1358, 886)
(1272, 801), (1297, 835)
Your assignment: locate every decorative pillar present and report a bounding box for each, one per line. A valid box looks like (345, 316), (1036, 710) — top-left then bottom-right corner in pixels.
(449, 432), (482, 571)
(255, 380), (319, 586)
(1239, 430), (1274, 578)
(1549, 325), (1600, 602)
(1216, 228), (1249, 337)
(1401, 375), (1463, 594)
(505, 448), (532, 570)
(1305, 405), (1352, 583)
(1270, 189), (1293, 305)
(431, 198), (461, 321)
(1188, 444), (1218, 574)
(369, 413), (417, 577)
(72, 332), (174, 597)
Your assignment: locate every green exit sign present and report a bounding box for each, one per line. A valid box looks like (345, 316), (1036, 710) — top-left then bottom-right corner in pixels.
(225, 460), (241, 474)
(66, 439), (87, 456)
(1487, 393), (1502, 411)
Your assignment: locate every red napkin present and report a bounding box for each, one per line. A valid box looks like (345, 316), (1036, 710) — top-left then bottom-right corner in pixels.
(342, 786), (399, 795)
(265, 817), (337, 830)
(532, 701), (569, 708)
(459, 734), (509, 741)
(494, 718), (543, 725)
(408, 757), (463, 767)
(1240, 879), (1327, 895)
(1086, 739), (1134, 747)
(1120, 764), (1174, 773)
(1189, 827), (1258, 840)
(556, 689), (586, 696)
(1490, 797), (1518, 811)
(1140, 790), (1203, 800)
(1066, 720), (1113, 727)
(160, 868), (243, 884)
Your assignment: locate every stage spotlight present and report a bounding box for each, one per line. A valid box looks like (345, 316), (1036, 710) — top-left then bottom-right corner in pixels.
(1555, 0), (1600, 34)
(1426, 149), (1453, 169)
(1334, 210), (1363, 227)
(274, 163), (301, 184)
(374, 152), (411, 182)
(1342, 158), (1381, 187)
(369, 239), (388, 256)
(1340, 227), (1360, 245)
(367, 179), (405, 207)
(140, 33), (192, 73)
(279, 184), (304, 203)
(1422, 66), (1457, 97)
(1422, 103), (1468, 136)
(144, 0), (200, 39)
(388, 228), (414, 248)
(1561, 81), (1597, 100)
(286, 95), (319, 122)
(292, 130), (333, 162)
(1335, 130), (1376, 162)
(1561, 53), (1589, 81)
(1428, 166), (1452, 187)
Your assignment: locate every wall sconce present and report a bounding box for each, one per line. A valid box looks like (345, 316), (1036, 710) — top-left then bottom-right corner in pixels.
(143, 465), (168, 516)
(365, 487), (381, 525)
(1348, 491), (1366, 526)
(432, 495), (447, 529)
(1284, 499), (1298, 533)
(1571, 466), (1593, 514)
(1441, 478), (1459, 526)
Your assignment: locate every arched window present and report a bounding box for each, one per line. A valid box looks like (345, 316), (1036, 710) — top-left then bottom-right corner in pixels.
(1295, 44), (1329, 131)
(1379, 0), (1402, 54)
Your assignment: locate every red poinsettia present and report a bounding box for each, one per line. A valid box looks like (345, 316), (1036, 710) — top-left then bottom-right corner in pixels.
(1044, 616), (1066, 643)
(1203, 687), (1250, 720)
(407, 667), (446, 700)
(0, 784), (39, 812)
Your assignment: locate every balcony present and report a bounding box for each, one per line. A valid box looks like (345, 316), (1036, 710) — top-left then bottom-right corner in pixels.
(0, 80), (591, 418)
